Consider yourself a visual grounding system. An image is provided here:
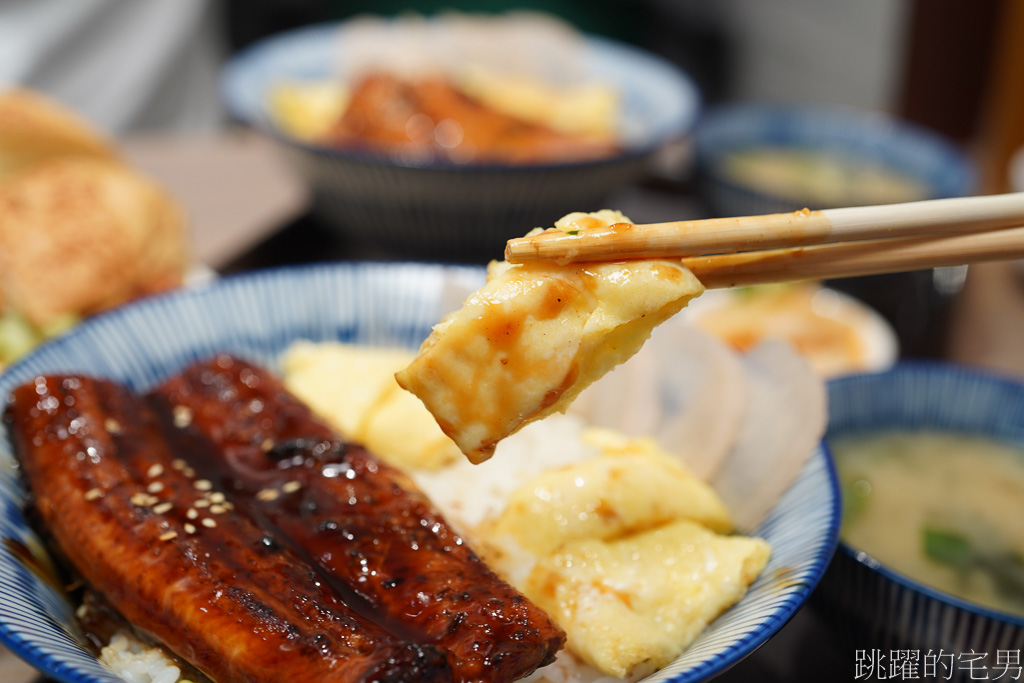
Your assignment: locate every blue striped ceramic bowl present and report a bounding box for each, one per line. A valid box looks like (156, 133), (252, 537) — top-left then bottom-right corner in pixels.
(693, 104), (975, 218)
(221, 22), (700, 260)
(816, 363), (1024, 681)
(0, 263), (838, 682)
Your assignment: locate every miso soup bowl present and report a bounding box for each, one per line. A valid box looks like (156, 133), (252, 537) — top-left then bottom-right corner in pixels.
(815, 363), (1024, 679)
(692, 104), (976, 218)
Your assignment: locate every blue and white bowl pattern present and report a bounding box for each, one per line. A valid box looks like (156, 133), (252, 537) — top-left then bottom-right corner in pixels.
(816, 364), (1024, 682)
(693, 104), (976, 219)
(0, 263), (838, 682)
(221, 23), (701, 259)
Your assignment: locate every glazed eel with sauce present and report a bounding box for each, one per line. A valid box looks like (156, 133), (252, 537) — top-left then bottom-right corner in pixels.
(6, 360), (565, 682)
(7, 375), (451, 682)
(149, 355), (565, 683)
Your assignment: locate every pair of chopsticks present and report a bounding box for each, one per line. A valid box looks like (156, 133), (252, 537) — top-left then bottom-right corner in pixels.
(503, 193), (1024, 288)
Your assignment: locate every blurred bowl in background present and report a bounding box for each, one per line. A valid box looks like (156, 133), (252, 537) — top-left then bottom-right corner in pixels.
(814, 364), (1024, 681)
(221, 20), (700, 261)
(693, 104), (975, 218)
(684, 283), (898, 379)
(1007, 144), (1024, 279)
(693, 104), (976, 358)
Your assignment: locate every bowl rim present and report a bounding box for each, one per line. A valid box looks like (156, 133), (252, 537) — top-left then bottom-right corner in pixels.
(692, 103), (977, 205)
(827, 360), (1024, 628)
(220, 20), (702, 172)
(0, 261), (842, 683)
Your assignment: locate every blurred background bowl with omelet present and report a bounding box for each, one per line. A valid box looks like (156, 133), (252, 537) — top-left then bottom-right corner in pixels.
(220, 13), (701, 261)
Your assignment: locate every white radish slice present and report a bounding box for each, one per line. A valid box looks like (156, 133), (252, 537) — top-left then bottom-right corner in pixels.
(711, 339), (827, 531)
(571, 317), (748, 482)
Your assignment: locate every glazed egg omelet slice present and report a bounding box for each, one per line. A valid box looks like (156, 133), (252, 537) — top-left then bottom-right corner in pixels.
(526, 519), (770, 679)
(395, 211), (705, 463)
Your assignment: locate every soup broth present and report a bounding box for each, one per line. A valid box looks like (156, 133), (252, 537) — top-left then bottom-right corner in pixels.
(833, 431), (1024, 617)
(720, 148), (930, 207)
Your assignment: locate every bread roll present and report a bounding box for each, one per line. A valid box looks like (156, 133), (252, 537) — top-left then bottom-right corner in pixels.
(0, 88), (117, 180)
(0, 158), (189, 328)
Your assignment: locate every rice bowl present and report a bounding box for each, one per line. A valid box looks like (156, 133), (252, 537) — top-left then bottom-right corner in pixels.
(0, 263), (840, 682)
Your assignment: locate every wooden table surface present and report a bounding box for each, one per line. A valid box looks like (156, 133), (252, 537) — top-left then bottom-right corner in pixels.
(122, 130), (310, 271)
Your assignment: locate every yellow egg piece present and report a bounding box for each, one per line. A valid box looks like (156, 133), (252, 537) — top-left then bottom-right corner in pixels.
(491, 432), (732, 556)
(526, 519), (770, 678)
(268, 81), (348, 141)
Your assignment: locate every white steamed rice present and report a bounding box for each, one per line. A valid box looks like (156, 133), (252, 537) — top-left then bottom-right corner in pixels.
(100, 631), (195, 683)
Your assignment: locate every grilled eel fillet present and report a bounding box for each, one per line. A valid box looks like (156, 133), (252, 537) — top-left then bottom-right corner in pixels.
(6, 375), (453, 683)
(151, 354), (566, 683)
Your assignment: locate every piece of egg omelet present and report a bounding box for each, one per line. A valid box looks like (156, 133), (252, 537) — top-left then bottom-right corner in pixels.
(395, 210), (705, 464)
(485, 429), (770, 679)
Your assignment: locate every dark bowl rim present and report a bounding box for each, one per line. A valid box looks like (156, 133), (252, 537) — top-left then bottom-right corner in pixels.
(219, 21), (703, 173)
(827, 360), (1024, 629)
(691, 103), (977, 205)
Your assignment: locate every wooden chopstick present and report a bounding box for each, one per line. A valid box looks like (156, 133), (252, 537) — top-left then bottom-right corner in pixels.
(683, 225), (1024, 289)
(504, 193), (1024, 264)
